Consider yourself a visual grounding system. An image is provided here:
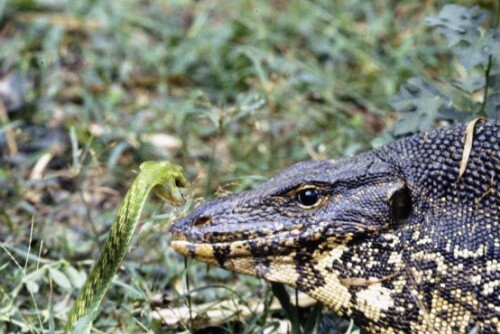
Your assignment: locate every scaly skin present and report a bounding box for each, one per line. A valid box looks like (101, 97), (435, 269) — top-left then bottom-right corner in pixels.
(171, 120), (500, 334)
(65, 161), (187, 334)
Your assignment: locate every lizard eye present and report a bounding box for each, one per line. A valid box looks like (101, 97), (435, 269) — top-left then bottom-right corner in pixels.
(296, 188), (320, 207)
(390, 187), (412, 223)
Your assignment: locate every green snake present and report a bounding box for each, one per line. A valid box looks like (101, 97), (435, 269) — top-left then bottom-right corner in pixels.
(64, 161), (187, 334)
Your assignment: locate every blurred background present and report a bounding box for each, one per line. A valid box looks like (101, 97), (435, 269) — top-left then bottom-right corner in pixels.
(0, 0), (497, 333)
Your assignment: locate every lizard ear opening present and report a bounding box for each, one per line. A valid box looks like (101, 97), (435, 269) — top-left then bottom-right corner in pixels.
(390, 187), (412, 223)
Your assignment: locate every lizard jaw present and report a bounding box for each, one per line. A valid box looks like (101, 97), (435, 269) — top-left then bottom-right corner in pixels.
(170, 238), (301, 281)
(170, 219), (349, 285)
(170, 219), (335, 260)
(170, 239), (257, 276)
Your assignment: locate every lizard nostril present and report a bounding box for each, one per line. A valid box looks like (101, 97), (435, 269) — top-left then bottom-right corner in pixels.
(192, 216), (212, 227)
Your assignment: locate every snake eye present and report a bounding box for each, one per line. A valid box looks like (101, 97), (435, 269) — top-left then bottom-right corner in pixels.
(296, 188), (320, 207)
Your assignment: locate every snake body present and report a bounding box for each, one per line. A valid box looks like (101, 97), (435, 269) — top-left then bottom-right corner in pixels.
(64, 161), (186, 334)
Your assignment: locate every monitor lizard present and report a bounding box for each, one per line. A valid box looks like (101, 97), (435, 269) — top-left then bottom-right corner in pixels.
(170, 119), (499, 334)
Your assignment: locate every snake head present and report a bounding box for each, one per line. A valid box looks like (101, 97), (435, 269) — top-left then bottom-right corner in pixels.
(139, 161), (188, 205)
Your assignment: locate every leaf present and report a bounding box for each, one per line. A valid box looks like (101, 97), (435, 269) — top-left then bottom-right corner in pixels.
(235, 91), (267, 118)
(304, 303), (323, 334)
(425, 5), (500, 69)
(107, 141), (131, 170)
(459, 118), (486, 180)
(485, 93), (500, 119)
(453, 32), (484, 69)
(271, 282), (300, 334)
(389, 77), (459, 135)
(425, 5), (486, 46)
(22, 268), (45, 294)
(64, 265), (87, 289)
(25, 280), (39, 294)
(317, 313), (355, 334)
(49, 268), (72, 292)
(450, 74), (485, 94)
(485, 29), (500, 56)
(454, 29), (500, 69)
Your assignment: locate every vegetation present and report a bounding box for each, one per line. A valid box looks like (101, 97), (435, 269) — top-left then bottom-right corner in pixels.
(391, 3), (500, 135)
(0, 1), (498, 333)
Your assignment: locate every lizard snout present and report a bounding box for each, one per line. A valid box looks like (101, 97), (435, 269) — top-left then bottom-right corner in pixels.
(170, 209), (216, 241)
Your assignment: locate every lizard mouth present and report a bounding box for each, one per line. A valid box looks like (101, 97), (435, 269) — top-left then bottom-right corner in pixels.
(170, 219), (333, 264)
(170, 230), (308, 273)
(170, 232), (305, 278)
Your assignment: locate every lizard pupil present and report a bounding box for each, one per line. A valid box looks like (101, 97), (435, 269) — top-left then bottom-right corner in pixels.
(390, 187), (412, 223)
(297, 188), (319, 206)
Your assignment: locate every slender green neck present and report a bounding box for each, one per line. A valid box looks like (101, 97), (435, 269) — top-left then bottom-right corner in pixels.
(65, 161), (187, 334)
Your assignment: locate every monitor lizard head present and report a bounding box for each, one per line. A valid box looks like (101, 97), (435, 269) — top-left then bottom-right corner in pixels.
(170, 151), (413, 328)
(170, 120), (500, 333)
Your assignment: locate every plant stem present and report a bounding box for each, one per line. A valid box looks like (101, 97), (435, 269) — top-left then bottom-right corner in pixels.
(479, 55), (493, 116)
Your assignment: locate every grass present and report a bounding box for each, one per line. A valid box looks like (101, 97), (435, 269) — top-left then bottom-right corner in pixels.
(0, 0), (488, 333)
